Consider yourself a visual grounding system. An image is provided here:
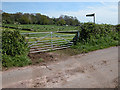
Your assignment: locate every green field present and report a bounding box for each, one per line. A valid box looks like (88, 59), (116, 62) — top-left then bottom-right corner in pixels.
(2, 24), (77, 41)
(2, 24), (79, 32)
(2, 26), (76, 47)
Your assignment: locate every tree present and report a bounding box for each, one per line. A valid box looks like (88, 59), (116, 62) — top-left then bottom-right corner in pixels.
(57, 19), (66, 26)
(2, 12), (80, 26)
(19, 15), (30, 24)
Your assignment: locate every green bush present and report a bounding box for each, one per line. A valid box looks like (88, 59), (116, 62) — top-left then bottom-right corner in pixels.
(78, 23), (117, 42)
(71, 23), (118, 54)
(115, 24), (120, 45)
(2, 30), (29, 56)
(2, 30), (31, 67)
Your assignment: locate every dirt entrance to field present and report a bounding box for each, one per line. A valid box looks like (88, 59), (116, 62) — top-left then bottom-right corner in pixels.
(28, 50), (69, 66)
(28, 53), (55, 65)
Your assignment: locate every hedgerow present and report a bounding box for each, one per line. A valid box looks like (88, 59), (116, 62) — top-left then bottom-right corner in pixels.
(2, 30), (31, 68)
(71, 23), (119, 53)
(78, 23), (118, 42)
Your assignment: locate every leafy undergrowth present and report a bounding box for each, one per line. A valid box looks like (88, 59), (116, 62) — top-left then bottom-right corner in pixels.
(2, 30), (31, 68)
(56, 38), (118, 56)
(74, 23), (118, 53)
(2, 54), (31, 68)
(71, 40), (118, 55)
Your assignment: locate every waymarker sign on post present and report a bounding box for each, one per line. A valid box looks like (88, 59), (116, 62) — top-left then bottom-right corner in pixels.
(86, 13), (95, 23)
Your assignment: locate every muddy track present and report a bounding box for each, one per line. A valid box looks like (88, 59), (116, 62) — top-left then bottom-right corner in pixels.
(2, 46), (118, 88)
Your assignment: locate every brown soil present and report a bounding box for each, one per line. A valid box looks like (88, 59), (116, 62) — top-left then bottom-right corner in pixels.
(28, 52), (55, 65)
(28, 49), (71, 66)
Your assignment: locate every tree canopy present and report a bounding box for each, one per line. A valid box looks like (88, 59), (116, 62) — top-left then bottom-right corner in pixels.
(2, 12), (80, 26)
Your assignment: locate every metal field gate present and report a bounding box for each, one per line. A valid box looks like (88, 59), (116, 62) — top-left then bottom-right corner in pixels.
(22, 31), (78, 54)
